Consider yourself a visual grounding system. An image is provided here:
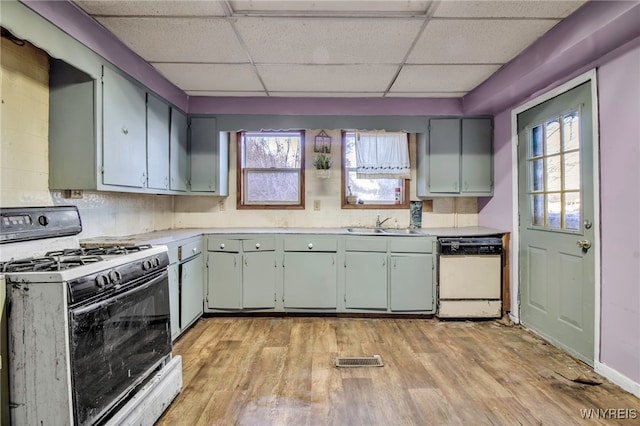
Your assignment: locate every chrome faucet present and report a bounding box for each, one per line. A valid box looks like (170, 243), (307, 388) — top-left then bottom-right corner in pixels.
(376, 214), (392, 228)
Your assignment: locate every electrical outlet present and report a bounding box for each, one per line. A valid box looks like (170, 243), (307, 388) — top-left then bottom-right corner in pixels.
(64, 190), (83, 199)
(219, 200), (226, 211)
(313, 200), (321, 211)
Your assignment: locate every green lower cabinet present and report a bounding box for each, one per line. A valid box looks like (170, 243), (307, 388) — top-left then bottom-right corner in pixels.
(206, 251), (242, 309)
(284, 252), (337, 309)
(390, 254), (434, 312)
(345, 252), (388, 310)
(242, 251), (277, 309)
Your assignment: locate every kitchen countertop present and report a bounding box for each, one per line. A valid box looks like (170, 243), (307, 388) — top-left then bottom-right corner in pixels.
(80, 226), (506, 247)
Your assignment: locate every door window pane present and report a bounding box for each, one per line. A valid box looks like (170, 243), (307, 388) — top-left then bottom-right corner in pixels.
(563, 152), (580, 190)
(564, 192), (581, 230)
(532, 194), (544, 226)
(546, 155), (561, 191)
(563, 112), (580, 151)
(532, 159), (543, 191)
(545, 119), (561, 155)
(532, 125), (543, 157)
(547, 193), (561, 229)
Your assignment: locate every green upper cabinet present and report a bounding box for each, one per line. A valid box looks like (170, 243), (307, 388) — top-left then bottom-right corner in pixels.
(102, 66), (147, 188)
(189, 117), (229, 195)
(169, 108), (188, 192)
(146, 93), (170, 191)
(417, 117), (493, 197)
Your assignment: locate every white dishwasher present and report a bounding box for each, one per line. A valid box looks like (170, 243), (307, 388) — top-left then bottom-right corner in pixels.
(437, 237), (503, 318)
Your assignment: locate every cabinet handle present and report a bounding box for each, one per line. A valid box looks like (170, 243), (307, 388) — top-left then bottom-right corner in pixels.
(382, 259), (386, 267)
(234, 257), (236, 267)
(220, 243), (225, 249)
(122, 127), (128, 135)
(244, 257), (248, 266)
(332, 256), (335, 266)
(192, 247), (197, 253)
(165, 176), (169, 189)
(256, 243), (261, 249)
(308, 243), (313, 249)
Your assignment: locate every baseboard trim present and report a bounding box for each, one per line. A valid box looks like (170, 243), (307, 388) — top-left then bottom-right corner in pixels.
(595, 361), (640, 398)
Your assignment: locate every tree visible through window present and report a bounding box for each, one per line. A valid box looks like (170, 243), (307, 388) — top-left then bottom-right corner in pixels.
(342, 131), (409, 209)
(238, 131), (305, 208)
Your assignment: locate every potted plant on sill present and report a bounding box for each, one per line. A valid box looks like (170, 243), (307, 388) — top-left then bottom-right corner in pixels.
(313, 149), (332, 179)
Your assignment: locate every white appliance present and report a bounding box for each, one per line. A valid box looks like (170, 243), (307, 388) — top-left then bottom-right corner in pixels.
(0, 206), (181, 425)
(437, 237), (503, 318)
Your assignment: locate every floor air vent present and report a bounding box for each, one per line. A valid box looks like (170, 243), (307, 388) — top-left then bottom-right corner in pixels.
(335, 355), (383, 368)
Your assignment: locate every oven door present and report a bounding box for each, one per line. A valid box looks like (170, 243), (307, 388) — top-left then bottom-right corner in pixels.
(69, 270), (171, 425)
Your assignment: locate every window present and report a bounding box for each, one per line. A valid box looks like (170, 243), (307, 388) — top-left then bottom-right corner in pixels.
(342, 131), (410, 209)
(528, 111), (581, 230)
(238, 131), (305, 209)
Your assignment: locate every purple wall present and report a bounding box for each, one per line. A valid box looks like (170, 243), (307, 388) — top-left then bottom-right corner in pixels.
(597, 44), (640, 382)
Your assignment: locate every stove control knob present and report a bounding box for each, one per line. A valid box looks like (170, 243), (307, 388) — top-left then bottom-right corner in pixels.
(95, 274), (109, 288)
(142, 260), (153, 271)
(109, 270), (122, 283)
(152, 257), (160, 267)
(37, 215), (49, 226)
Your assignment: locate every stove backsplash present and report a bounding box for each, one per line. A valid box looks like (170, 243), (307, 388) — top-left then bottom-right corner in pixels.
(51, 191), (173, 239)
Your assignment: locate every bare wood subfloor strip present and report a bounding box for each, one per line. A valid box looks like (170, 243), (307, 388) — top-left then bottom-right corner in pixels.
(157, 318), (639, 426)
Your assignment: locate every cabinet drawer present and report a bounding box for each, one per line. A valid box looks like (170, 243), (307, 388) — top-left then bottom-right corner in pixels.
(389, 238), (433, 253)
(243, 237), (276, 252)
(345, 237), (387, 252)
(179, 238), (202, 261)
(208, 238), (241, 252)
(284, 236), (337, 252)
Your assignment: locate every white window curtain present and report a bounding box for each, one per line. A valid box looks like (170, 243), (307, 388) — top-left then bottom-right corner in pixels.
(355, 131), (410, 179)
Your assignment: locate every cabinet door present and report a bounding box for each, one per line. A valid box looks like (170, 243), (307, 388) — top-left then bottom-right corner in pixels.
(345, 252), (388, 310)
(390, 254), (434, 312)
(428, 118), (461, 194)
(243, 251), (276, 309)
(102, 67), (147, 188)
(168, 263), (180, 340)
(146, 93), (170, 190)
(283, 252), (337, 309)
(169, 108), (188, 191)
(190, 117), (224, 193)
(461, 118), (493, 194)
(206, 252), (241, 309)
(180, 254), (204, 329)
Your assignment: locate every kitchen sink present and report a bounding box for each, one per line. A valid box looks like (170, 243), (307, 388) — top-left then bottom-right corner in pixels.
(346, 227), (386, 234)
(382, 228), (423, 235)
(346, 227), (423, 236)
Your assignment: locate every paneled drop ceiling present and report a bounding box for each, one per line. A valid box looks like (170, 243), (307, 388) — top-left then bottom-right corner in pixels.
(72, 0), (587, 98)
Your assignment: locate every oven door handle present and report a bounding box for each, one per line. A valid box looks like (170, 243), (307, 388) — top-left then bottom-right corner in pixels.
(70, 270), (168, 315)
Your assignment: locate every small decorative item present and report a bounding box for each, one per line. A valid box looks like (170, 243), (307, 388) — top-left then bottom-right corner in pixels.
(313, 151), (332, 178)
(346, 186), (357, 204)
(410, 200), (423, 228)
(314, 130), (332, 153)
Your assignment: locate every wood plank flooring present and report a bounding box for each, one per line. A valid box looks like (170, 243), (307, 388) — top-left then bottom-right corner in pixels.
(157, 317), (639, 425)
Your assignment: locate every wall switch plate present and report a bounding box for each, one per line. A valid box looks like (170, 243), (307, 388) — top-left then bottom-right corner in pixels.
(219, 200), (226, 211)
(313, 200), (321, 211)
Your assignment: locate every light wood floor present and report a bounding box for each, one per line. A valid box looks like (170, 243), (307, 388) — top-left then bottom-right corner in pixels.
(157, 317), (639, 425)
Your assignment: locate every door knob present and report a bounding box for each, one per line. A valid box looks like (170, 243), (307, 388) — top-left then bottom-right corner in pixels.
(577, 239), (591, 251)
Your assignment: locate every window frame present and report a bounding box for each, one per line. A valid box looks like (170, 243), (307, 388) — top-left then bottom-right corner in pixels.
(236, 130), (306, 210)
(340, 130), (410, 210)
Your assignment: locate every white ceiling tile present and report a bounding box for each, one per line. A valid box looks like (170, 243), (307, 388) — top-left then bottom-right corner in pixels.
(257, 64), (398, 92)
(433, 0), (586, 18)
(269, 92), (386, 97)
(186, 91), (268, 96)
(229, 1), (431, 15)
(74, 1), (227, 17)
(234, 17), (423, 64)
(97, 17), (248, 62)
(386, 92), (467, 98)
(392, 65), (501, 92)
(153, 63), (263, 91)
(408, 19), (559, 64)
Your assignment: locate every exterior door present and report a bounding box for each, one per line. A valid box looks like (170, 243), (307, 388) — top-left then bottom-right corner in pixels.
(517, 81), (595, 364)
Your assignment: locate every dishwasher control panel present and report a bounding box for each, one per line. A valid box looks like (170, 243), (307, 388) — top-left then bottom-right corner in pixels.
(438, 237), (502, 255)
